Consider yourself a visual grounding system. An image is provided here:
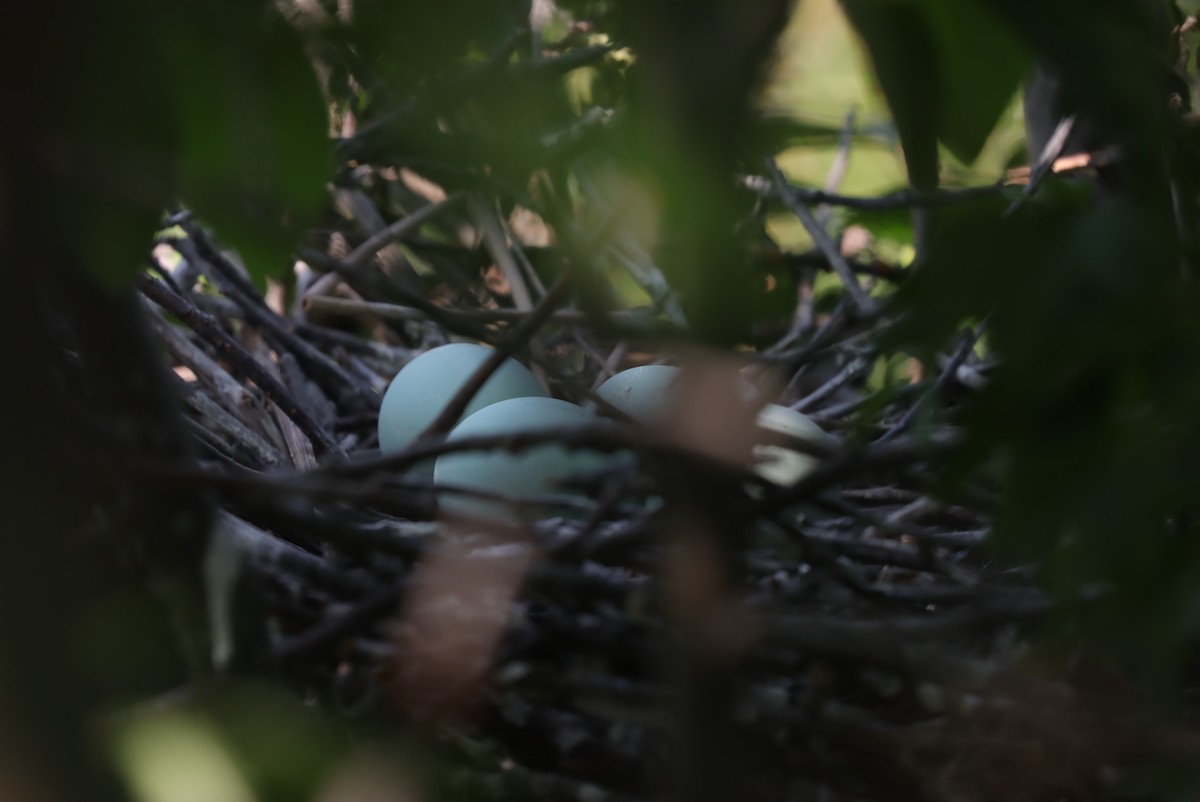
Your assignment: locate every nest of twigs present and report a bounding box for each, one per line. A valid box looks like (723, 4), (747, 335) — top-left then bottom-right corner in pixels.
(135, 160), (1174, 802)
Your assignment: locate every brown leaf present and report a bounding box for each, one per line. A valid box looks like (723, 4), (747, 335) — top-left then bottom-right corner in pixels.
(391, 532), (535, 726)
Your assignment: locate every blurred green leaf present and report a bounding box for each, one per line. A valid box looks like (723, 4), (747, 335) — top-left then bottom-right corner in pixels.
(841, 0), (1027, 182)
(8, 5), (179, 291)
(921, 2), (1029, 163)
(843, 199), (917, 245)
(890, 171), (1200, 677)
(6, 1), (331, 291)
(351, 0), (523, 95)
(881, 187), (1042, 351)
(166, 8), (331, 287)
(977, 0), (1175, 196)
(116, 711), (256, 802)
(742, 114), (886, 163)
(839, 0), (941, 190)
(205, 684), (347, 800)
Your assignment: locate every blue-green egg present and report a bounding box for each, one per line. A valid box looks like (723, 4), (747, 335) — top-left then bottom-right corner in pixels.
(378, 343), (547, 476)
(434, 397), (626, 523)
(596, 365), (832, 485)
(593, 364), (683, 422)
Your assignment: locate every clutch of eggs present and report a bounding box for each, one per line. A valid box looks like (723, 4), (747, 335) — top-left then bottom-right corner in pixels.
(377, 343), (548, 477)
(377, 345), (624, 522)
(377, 348), (832, 523)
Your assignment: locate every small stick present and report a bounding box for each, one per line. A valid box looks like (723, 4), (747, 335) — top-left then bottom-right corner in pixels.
(302, 294), (621, 325)
(141, 297), (251, 412)
(470, 193), (535, 310)
(175, 380), (285, 467)
(140, 274), (344, 457)
(173, 231), (377, 409)
(250, 337), (319, 470)
(1006, 114), (1077, 217)
(740, 174), (1005, 210)
(343, 193), (466, 271)
(767, 159), (877, 317)
(791, 354), (870, 413)
(875, 321), (985, 443)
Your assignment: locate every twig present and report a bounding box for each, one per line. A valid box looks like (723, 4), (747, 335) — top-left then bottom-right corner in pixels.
(294, 317), (413, 365)
(175, 379), (285, 467)
(301, 294), (650, 327)
(876, 321), (985, 443)
(755, 429), (963, 516)
(418, 274), (573, 441)
(767, 159), (877, 317)
(470, 193), (534, 310)
(277, 352), (337, 430)
(274, 581), (406, 665)
(498, 206), (549, 298)
(141, 296), (251, 412)
(173, 227), (377, 410)
(741, 174), (1006, 210)
(773, 248), (909, 282)
(768, 109), (859, 355)
(223, 511), (372, 597)
(1006, 115), (1077, 216)
(140, 274), (344, 457)
(249, 336), (319, 470)
(299, 244), (498, 342)
(765, 597), (1049, 669)
(791, 353), (871, 412)
(343, 193), (466, 271)
(815, 106), (857, 228)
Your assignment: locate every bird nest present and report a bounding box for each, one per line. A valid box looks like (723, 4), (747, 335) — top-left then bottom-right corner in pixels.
(136, 166), (1163, 802)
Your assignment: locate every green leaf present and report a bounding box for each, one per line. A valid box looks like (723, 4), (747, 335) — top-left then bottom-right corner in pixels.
(921, 1), (1029, 163)
(841, 0), (1028, 183)
(3, 2), (330, 291)
(916, 187), (1200, 675)
(843, 198), (916, 246)
(840, 0), (941, 190)
(880, 186), (1042, 351)
(166, 9), (331, 287)
(977, 0), (1175, 189)
(4, 4), (183, 290)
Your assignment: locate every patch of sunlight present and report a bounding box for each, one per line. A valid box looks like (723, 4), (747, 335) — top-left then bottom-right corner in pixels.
(765, 141), (906, 251)
(761, 0), (1027, 192)
(155, 225), (187, 240)
(759, 0), (909, 248)
(765, 213), (809, 251)
(115, 712), (256, 802)
(867, 352), (915, 393)
(608, 268), (653, 308)
(564, 66), (599, 115)
(776, 140), (907, 196)
(762, 0), (890, 127)
(813, 270), (845, 298)
(151, 243), (183, 272)
(941, 92), (1028, 182)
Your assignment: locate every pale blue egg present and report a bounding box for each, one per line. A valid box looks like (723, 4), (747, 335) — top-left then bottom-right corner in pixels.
(434, 397), (624, 523)
(378, 343), (547, 476)
(594, 365), (682, 422)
